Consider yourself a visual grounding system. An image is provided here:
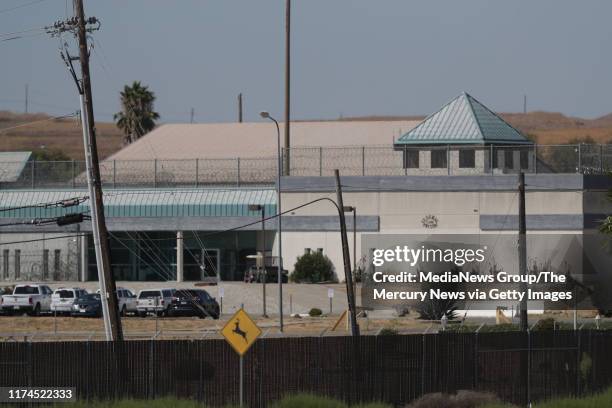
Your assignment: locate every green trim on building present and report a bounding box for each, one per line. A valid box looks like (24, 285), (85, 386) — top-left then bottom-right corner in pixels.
(0, 188), (276, 219)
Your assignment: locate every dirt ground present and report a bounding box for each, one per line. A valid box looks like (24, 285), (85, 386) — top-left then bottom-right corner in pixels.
(0, 313), (434, 341)
(0, 308), (603, 342)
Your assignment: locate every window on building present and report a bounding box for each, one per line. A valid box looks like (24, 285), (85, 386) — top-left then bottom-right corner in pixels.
(520, 150), (529, 169)
(431, 150), (447, 168)
(459, 149), (475, 168)
(43, 249), (49, 280)
(2, 249), (8, 279)
(304, 248), (311, 255)
(14, 250), (20, 279)
(404, 149), (419, 168)
(317, 248), (323, 253)
(504, 150), (514, 169)
(54, 249), (61, 280)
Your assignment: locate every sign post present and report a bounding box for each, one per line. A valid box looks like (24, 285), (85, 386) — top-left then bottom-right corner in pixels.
(218, 286), (224, 315)
(221, 308), (262, 407)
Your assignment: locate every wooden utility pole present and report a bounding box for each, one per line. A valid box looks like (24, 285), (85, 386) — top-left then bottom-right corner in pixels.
(518, 172), (528, 331)
(283, 0), (291, 176)
(74, 0), (123, 341)
(24, 84), (29, 114)
(238, 93), (243, 123)
(334, 170), (359, 336)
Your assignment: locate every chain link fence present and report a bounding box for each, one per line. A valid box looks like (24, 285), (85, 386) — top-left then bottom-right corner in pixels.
(1, 144), (610, 189)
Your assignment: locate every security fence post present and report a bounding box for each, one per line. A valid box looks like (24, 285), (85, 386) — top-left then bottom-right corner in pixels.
(148, 339), (154, 399)
(237, 157), (241, 187)
(72, 159), (76, 188)
(319, 147), (323, 176)
(113, 160), (116, 188)
(31, 160), (35, 188)
(154, 159), (158, 188)
(577, 144), (582, 173)
(195, 158), (199, 187)
(361, 146), (365, 176)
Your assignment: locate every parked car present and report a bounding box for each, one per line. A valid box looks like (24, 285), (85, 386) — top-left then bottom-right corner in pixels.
(168, 289), (220, 319)
(0, 284), (53, 316)
(136, 288), (176, 317)
(96, 287), (138, 316)
(51, 287), (88, 315)
(118, 288), (138, 316)
(71, 293), (102, 317)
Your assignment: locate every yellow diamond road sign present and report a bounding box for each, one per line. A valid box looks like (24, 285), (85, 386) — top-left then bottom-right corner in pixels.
(221, 308), (262, 356)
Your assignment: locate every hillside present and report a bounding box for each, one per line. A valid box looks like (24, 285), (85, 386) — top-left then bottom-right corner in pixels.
(338, 111), (612, 144)
(0, 109), (610, 161)
(0, 111), (124, 160)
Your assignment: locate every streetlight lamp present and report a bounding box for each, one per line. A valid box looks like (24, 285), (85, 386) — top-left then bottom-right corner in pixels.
(260, 111), (284, 332)
(248, 204), (267, 318)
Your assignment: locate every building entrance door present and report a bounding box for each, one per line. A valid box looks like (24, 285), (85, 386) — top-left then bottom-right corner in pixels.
(183, 248), (220, 281)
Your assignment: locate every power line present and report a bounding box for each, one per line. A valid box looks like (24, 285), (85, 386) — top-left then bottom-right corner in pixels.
(0, 112), (78, 133)
(0, 212), (89, 227)
(0, 0), (48, 15)
(0, 26), (47, 39)
(0, 233), (87, 246)
(0, 196), (88, 213)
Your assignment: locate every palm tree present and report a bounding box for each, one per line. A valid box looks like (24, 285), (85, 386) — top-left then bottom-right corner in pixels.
(114, 81), (160, 144)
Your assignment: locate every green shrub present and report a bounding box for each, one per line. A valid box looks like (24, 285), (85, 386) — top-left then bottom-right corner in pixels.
(291, 251), (336, 283)
(309, 308), (323, 317)
(269, 394), (346, 408)
(379, 327), (399, 336)
(270, 394), (391, 408)
(534, 317), (556, 331)
(407, 390), (502, 408)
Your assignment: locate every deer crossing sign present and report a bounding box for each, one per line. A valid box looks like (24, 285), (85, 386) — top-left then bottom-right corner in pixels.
(221, 308), (262, 356)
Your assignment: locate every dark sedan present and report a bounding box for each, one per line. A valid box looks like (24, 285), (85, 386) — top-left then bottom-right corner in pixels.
(71, 293), (102, 317)
(167, 289), (219, 319)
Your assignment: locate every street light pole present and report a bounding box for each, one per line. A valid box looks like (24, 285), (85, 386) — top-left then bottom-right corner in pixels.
(249, 204), (268, 318)
(260, 111), (284, 332)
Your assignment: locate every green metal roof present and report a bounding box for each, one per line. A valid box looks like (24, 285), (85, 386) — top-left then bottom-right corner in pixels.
(0, 151), (32, 182)
(395, 93), (532, 145)
(0, 188), (276, 219)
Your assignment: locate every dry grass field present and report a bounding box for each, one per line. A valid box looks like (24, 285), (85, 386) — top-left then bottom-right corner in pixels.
(1, 110), (610, 161)
(0, 111), (124, 160)
(0, 314), (433, 341)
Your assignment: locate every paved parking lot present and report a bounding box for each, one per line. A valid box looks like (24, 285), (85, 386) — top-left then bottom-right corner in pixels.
(2, 281), (354, 317)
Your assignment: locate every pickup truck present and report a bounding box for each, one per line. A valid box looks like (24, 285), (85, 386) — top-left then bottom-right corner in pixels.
(95, 287), (138, 316)
(0, 284), (53, 316)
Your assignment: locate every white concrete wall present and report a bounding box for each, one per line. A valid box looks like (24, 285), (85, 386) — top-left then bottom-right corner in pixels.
(279, 190), (585, 282)
(0, 233), (81, 282)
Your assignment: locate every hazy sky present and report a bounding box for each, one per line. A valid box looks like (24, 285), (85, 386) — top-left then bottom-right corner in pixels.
(1, 0), (611, 123)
